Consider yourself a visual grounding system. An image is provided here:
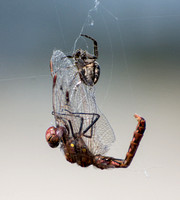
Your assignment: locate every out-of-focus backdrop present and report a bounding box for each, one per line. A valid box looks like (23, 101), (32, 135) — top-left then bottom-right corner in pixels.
(0, 0), (179, 199)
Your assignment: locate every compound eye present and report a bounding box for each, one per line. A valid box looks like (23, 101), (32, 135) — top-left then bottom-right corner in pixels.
(45, 126), (60, 148)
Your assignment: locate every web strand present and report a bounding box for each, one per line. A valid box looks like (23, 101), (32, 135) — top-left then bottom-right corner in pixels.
(73, 0), (100, 52)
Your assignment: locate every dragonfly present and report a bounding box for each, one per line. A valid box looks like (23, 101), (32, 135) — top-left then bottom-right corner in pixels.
(45, 49), (146, 169)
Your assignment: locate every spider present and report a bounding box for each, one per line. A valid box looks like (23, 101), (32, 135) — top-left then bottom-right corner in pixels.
(66, 34), (100, 86)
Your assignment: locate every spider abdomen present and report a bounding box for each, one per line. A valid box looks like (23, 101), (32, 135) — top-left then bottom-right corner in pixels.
(78, 62), (100, 86)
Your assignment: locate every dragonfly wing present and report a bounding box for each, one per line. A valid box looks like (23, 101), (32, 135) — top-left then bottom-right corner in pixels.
(51, 50), (115, 154)
(84, 108), (116, 155)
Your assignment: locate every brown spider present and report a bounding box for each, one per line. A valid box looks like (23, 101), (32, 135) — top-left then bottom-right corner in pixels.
(66, 34), (100, 86)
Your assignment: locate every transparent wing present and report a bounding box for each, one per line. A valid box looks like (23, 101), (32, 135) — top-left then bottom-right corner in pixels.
(51, 50), (115, 155)
(90, 109), (116, 155)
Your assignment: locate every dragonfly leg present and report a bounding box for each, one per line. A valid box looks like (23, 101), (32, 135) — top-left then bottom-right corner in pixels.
(93, 114), (146, 169)
(78, 117), (84, 135)
(67, 120), (76, 138)
(61, 110), (100, 138)
(82, 113), (100, 138)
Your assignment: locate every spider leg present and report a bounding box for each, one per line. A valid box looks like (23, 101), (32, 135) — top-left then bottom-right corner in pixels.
(81, 34), (98, 58)
(93, 114), (146, 169)
(66, 55), (73, 59)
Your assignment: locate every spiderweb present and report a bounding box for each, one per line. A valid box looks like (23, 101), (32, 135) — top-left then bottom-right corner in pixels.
(50, 0), (151, 176)
(1, 2), (180, 200)
(0, 0), (164, 175)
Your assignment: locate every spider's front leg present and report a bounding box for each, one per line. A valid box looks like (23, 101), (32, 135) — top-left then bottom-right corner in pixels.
(81, 34), (98, 58)
(93, 114), (146, 169)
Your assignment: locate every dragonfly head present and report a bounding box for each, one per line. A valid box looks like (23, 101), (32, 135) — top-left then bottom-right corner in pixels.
(45, 126), (66, 148)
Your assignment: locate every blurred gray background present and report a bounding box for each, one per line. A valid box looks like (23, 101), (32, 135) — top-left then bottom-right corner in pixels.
(0, 0), (180, 199)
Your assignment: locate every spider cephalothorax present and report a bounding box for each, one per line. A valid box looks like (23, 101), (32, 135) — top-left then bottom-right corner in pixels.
(67, 34), (100, 86)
